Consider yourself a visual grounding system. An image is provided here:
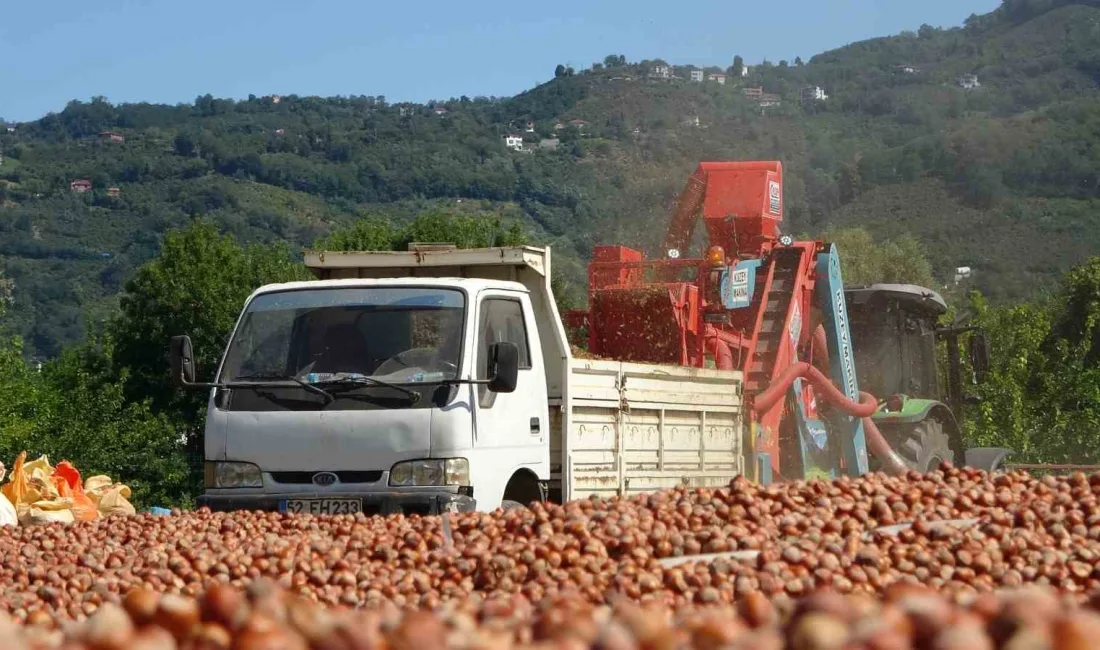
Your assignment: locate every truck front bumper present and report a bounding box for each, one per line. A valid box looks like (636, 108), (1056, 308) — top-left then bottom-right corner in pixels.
(197, 491), (476, 515)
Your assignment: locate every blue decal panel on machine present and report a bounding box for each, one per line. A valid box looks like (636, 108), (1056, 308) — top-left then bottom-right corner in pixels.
(721, 259), (762, 309)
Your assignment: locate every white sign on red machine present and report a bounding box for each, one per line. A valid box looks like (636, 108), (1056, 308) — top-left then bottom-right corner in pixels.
(768, 181), (781, 215)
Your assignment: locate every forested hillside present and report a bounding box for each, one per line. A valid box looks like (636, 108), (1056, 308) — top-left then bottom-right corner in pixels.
(2, 0), (1100, 359)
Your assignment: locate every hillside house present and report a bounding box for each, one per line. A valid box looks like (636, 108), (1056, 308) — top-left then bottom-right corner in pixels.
(740, 65), (750, 77)
(690, 69), (704, 82)
(569, 119), (587, 129)
(70, 180), (92, 193)
(504, 135), (524, 151)
(433, 107), (449, 116)
(802, 86), (828, 102)
(954, 266), (973, 284)
(682, 115), (700, 127)
(742, 87), (764, 98)
(958, 74), (980, 89)
(99, 131), (125, 143)
(525, 121), (535, 133)
(651, 65), (671, 79)
(107, 187), (121, 197)
(708, 72), (727, 85)
(759, 94), (781, 107)
(270, 95), (282, 104)
(896, 64), (919, 74)
(5, 126), (14, 133)
(274, 129), (286, 136)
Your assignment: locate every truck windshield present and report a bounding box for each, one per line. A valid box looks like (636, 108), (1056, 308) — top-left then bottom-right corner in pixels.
(219, 287), (465, 384)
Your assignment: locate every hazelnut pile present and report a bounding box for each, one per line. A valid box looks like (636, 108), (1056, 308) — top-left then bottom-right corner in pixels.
(3, 463), (1100, 630)
(6, 579), (1100, 649)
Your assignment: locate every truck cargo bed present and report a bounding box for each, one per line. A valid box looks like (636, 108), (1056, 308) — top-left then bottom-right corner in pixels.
(552, 359), (744, 501)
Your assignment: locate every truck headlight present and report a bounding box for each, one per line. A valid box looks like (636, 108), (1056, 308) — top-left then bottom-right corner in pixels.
(389, 458), (469, 487)
(205, 462), (263, 488)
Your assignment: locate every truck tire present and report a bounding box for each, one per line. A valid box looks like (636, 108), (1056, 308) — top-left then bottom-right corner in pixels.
(896, 418), (954, 473)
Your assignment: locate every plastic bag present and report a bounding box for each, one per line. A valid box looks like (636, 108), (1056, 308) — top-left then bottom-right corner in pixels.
(84, 475), (136, 517)
(23, 500), (75, 525)
(2, 452), (41, 516)
(0, 493), (15, 527)
(53, 461), (98, 521)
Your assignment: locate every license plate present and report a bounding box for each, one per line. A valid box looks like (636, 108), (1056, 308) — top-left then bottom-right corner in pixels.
(281, 499), (362, 515)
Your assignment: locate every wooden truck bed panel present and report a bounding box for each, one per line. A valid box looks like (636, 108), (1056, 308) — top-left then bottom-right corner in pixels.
(555, 358), (744, 501)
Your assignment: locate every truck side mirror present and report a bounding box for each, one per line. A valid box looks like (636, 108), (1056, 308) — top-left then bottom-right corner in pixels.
(969, 331), (990, 382)
(487, 341), (519, 393)
(170, 335), (196, 386)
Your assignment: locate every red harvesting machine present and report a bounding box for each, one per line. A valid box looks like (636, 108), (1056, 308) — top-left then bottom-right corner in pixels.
(565, 161), (908, 484)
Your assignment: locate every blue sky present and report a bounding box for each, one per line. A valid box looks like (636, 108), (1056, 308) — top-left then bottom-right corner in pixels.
(1, 0), (1000, 122)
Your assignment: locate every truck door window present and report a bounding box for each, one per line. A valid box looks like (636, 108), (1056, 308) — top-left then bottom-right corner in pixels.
(477, 298), (531, 407)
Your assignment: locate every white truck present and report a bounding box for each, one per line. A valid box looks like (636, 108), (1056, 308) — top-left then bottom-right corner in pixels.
(170, 245), (745, 515)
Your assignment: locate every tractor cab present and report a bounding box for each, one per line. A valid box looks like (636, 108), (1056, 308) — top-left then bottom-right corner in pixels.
(843, 283), (991, 472)
(844, 283), (947, 404)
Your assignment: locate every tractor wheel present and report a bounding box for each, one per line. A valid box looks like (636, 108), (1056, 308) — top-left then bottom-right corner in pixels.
(896, 418), (954, 473)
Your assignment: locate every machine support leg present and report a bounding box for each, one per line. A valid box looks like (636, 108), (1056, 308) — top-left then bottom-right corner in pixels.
(814, 245), (870, 476)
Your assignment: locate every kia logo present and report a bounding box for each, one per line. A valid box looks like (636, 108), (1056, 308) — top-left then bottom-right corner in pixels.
(311, 472), (338, 486)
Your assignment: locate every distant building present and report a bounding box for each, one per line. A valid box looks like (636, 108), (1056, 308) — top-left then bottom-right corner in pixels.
(99, 131), (125, 143)
(569, 119), (587, 129)
(5, 126), (14, 133)
(954, 266), (973, 284)
(274, 128), (285, 136)
(651, 65), (671, 79)
(690, 69), (704, 82)
(525, 121), (535, 133)
(897, 64), (919, 74)
(958, 74), (980, 89)
(759, 93), (781, 107)
(433, 107), (449, 116)
(270, 95), (282, 104)
(740, 65), (750, 77)
(504, 135), (524, 151)
(802, 86), (828, 102)
(742, 87), (764, 98)
(682, 115), (700, 127)
(70, 179), (92, 193)
(106, 187), (121, 197)
(708, 72), (727, 85)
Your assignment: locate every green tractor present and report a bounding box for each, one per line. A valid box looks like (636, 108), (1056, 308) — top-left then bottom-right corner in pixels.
(845, 283), (1010, 473)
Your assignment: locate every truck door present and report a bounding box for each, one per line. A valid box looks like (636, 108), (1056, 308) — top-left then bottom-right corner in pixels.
(471, 291), (549, 509)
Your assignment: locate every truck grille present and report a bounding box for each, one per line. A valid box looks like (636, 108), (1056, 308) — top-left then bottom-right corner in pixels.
(268, 471), (383, 484)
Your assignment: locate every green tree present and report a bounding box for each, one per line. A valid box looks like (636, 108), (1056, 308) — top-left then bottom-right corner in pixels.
(314, 217), (396, 250)
(729, 55), (745, 78)
(110, 220), (310, 430)
(818, 227), (936, 288)
(0, 335), (191, 507)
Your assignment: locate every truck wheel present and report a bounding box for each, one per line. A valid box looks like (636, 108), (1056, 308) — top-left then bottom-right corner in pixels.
(897, 418), (954, 473)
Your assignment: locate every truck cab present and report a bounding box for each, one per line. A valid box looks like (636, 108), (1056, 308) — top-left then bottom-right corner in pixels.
(181, 272), (552, 515)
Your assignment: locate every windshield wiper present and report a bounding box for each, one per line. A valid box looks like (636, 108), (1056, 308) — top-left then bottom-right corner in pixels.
(231, 374), (335, 405)
(311, 374), (421, 402)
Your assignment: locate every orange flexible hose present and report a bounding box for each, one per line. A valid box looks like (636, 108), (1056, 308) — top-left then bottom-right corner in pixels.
(751, 360), (909, 476)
